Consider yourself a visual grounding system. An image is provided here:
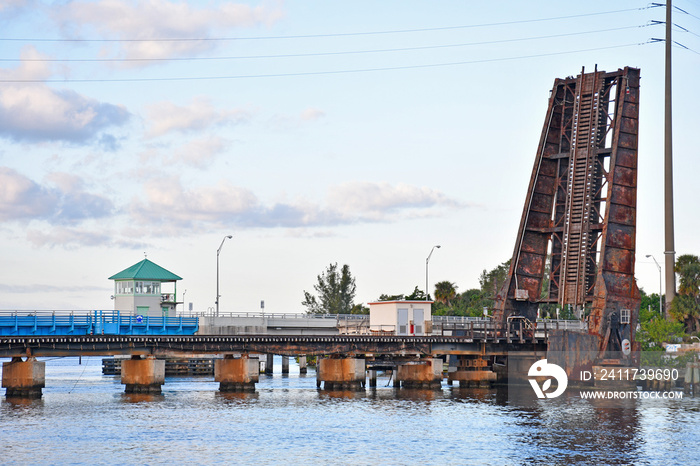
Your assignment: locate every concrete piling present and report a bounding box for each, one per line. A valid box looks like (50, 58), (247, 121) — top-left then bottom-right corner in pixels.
(396, 359), (443, 389)
(121, 355), (165, 394)
(215, 354), (259, 392)
(282, 356), (289, 374)
(684, 362), (699, 394)
(299, 356), (307, 374)
(265, 354), (274, 374)
(448, 356), (496, 388)
(368, 369), (377, 387)
(2, 357), (45, 398)
(316, 357), (365, 390)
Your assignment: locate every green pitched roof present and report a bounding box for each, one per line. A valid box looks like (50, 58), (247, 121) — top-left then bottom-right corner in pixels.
(109, 259), (182, 281)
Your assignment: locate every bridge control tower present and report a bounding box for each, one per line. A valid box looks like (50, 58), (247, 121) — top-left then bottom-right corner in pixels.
(493, 67), (641, 376)
(109, 258), (182, 318)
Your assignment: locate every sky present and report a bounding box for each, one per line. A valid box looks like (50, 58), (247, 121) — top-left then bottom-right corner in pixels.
(0, 0), (698, 314)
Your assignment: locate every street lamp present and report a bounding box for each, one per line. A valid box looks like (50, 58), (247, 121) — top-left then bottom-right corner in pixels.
(425, 245), (441, 301)
(646, 254), (663, 315)
(216, 235), (233, 316)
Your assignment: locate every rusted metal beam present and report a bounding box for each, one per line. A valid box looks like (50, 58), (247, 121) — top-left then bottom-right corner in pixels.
(494, 67), (641, 363)
(0, 334), (547, 358)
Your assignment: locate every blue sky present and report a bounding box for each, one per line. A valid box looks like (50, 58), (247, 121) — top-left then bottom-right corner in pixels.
(0, 0), (698, 313)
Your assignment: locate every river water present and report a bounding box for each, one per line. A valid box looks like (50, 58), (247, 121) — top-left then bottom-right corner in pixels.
(1, 357), (698, 465)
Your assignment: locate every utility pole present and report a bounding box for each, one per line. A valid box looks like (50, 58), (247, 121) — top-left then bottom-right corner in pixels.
(664, 0), (676, 315)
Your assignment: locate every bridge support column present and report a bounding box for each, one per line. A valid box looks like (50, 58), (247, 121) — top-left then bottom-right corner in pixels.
(396, 359), (443, 389)
(121, 355), (165, 394)
(215, 354), (259, 392)
(316, 357), (365, 390)
(2, 357), (45, 398)
(448, 356), (496, 388)
(265, 354), (274, 374)
(368, 369), (377, 388)
(282, 356), (289, 374)
(299, 356), (307, 374)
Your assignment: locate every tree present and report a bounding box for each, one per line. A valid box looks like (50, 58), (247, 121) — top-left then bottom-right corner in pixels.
(377, 286), (426, 302)
(434, 281), (457, 306)
(636, 316), (686, 350)
(405, 286), (427, 301)
(302, 263), (357, 314)
(670, 254), (700, 333)
(479, 259), (511, 307)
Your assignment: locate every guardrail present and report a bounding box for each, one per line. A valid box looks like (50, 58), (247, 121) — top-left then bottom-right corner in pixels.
(0, 310), (198, 336)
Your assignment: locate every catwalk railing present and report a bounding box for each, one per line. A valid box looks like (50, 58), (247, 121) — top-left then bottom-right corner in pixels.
(0, 310), (199, 336)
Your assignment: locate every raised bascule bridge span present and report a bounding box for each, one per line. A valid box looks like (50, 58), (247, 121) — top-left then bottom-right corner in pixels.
(1, 66), (641, 397)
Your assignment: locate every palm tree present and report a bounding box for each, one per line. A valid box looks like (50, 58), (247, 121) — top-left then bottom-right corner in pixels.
(434, 281), (457, 307)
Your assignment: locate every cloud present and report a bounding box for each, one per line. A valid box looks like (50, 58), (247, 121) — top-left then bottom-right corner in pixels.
(300, 108), (326, 121)
(327, 182), (463, 221)
(130, 177), (259, 228)
(0, 47), (131, 143)
(53, 0), (284, 65)
(170, 136), (229, 168)
(26, 226), (114, 249)
(0, 167), (114, 224)
(145, 97), (251, 138)
(268, 107), (327, 131)
(129, 178), (463, 230)
(0, 0), (29, 14)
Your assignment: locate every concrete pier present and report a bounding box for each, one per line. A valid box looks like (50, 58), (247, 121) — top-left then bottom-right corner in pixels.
(316, 357), (365, 390)
(685, 362), (700, 394)
(215, 355), (259, 392)
(368, 369), (377, 387)
(448, 356), (496, 388)
(396, 359), (443, 389)
(2, 357), (45, 398)
(282, 356), (290, 374)
(299, 356), (308, 374)
(265, 354), (274, 374)
(121, 355), (165, 394)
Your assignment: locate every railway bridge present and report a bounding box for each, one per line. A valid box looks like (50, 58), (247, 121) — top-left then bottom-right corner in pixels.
(1, 321), (552, 396)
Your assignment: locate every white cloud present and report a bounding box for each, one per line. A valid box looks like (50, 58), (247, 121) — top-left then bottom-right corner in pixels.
(128, 178), (464, 231)
(300, 108), (326, 121)
(0, 47), (130, 143)
(327, 182), (463, 221)
(53, 0), (284, 65)
(145, 97), (251, 138)
(26, 226), (113, 248)
(130, 177), (259, 228)
(0, 167), (114, 224)
(170, 136), (229, 168)
(0, 167), (55, 221)
(0, 0), (29, 14)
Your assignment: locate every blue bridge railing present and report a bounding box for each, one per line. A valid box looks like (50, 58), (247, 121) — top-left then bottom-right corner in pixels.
(0, 310), (199, 336)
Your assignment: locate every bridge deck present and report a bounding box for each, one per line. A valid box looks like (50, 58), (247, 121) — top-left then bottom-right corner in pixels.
(0, 334), (547, 358)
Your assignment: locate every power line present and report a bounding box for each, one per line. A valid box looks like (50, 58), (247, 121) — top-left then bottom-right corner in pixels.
(0, 42), (649, 83)
(0, 25), (649, 63)
(0, 7), (649, 43)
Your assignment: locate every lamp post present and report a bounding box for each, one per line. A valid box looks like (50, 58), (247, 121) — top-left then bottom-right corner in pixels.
(425, 245), (441, 301)
(216, 235), (233, 316)
(646, 255), (663, 315)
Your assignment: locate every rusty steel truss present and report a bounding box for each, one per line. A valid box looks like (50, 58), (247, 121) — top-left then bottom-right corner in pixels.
(494, 66), (641, 357)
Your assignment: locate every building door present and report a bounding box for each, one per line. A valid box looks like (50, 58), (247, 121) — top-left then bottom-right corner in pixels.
(397, 308), (409, 335)
(414, 309), (424, 335)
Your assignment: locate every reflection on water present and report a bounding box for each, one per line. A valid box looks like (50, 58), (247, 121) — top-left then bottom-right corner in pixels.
(215, 391), (260, 404)
(0, 357), (699, 465)
(120, 393), (166, 404)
